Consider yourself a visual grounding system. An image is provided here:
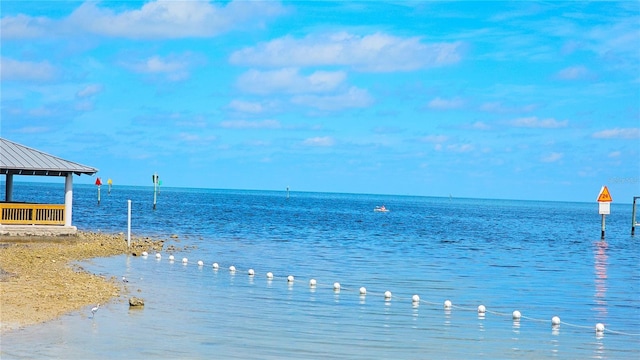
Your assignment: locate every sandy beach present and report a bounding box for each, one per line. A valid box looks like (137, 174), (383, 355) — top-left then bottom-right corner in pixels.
(0, 232), (165, 333)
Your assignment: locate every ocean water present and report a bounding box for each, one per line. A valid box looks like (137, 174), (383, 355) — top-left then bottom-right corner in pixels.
(1, 182), (639, 359)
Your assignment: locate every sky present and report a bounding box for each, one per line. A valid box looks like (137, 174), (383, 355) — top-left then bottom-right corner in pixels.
(1, 1), (639, 203)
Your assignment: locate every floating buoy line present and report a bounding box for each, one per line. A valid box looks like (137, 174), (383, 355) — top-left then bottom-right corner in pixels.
(136, 252), (639, 337)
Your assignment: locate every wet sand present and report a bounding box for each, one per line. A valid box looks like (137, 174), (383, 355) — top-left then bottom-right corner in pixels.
(0, 232), (164, 333)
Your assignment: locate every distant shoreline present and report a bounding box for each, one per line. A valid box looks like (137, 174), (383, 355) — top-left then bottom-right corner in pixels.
(0, 231), (164, 333)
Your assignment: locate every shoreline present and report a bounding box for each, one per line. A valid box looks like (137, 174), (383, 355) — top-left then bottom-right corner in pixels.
(0, 231), (165, 334)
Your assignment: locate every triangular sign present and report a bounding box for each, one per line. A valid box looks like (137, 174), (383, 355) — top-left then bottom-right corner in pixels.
(95, 177), (102, 186)
(597, 186), (612, 202)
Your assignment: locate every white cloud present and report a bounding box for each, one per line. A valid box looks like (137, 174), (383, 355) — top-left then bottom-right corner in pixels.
(541, 152), (563, 163)
(479, 101), (537, 114)
(608, 151), (621, 158)
(76, 84), (104, 98)
(302, 136), (335, 147)
(230, 32), (463, 72)
(427, 97), (465, 110)
(555, 65), (592, 80)
(121, 54), (194, 81)
(592, 128), (640, 139)
(0, 57), (56, 82)
(447, 143), (474, 153)
(509, 116), (568, 128)
(291, 87), (373, 111)
(219, 120), (281, 129)
(0, 14), (52, 38)
(471, 121), (491, 130)
(1, 1), (286, 40)
(237, 68), (346, 95)
(420, 135), (449, 143)
(228, 100), (265, 114)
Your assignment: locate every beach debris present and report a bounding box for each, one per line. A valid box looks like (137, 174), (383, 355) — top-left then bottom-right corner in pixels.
(129, 297), (145, 307)
(90, 303), (100, 318)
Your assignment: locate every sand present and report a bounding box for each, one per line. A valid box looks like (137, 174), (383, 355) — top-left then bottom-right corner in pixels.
(0, 232), (165, 333)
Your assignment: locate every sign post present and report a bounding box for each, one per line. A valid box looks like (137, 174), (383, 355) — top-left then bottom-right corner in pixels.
(152, 173), (159, 210)
(597, 186), (612, 239)
(95, 177), (102, 206)
(107, 178), (113, 195)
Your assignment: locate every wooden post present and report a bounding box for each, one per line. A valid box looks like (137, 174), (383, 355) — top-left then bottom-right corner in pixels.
(153, 172), (158, 210)
(631, 196), (640, 236)
(127, 199), (131, 248)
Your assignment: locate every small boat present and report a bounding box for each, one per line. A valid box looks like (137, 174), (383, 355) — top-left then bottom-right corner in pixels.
(374, 205), (389, 212)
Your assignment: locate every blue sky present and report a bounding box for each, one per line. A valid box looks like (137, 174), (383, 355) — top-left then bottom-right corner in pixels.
(1, 1), (639, 202)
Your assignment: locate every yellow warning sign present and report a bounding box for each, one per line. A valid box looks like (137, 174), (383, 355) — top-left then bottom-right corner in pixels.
(597, 186), (612, 202)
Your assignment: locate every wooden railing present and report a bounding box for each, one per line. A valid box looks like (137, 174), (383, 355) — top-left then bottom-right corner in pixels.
(0, 203), (65, 225)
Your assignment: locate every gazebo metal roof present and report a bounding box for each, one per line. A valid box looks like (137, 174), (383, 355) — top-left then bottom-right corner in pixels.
(0, 138), (98, 176)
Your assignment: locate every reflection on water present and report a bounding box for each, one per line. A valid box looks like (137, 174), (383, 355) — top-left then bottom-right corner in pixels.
(594, 241), (608, 320)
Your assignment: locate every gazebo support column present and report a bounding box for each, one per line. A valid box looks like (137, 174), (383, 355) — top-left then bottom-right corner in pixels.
(64, 173), (73, 226)
(5, 173), (13, 202)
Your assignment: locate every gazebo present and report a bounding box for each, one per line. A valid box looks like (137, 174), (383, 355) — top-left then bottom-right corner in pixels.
(0, 138), (98, 236)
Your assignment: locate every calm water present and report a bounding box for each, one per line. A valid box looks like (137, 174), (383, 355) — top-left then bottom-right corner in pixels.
(1, 182), (639, 359)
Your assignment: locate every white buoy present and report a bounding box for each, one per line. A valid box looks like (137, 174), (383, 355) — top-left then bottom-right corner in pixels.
(248, 269), (255, 276)
(359, 287), (367, 295)
(229, 265), (236, 272)
(552, 316), (561, 326)
(266, 272), (274, 279)
(444, 300), (452, 309)
(182, 257), (188, 263)
(384, 291), (392, 299)
(142, 251), (148, 257)
(197, 260), (204, 266)
(412, 295), (420, 303)
(512, 310), (522, 320)
(155, 253), (161, 259)
(333, 282), (341, 291)
(309, 279), (317, 287)
(212, 262), (219, 269)
(478, 305), (486, 314)
(287, 275), (294, 282)
(595, 323), (605, 333)
(168, 255), (175, 261)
